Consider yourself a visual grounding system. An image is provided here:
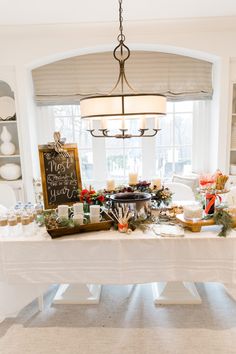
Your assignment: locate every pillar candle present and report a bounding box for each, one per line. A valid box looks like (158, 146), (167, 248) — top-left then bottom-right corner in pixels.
(151, 178), (161, 190)
(155, 117), (160, 129)
(106, 179), (115, 192)
(140, 116), (146, 130)
(88, 119), (93, 131)
(120, 117), (127, 130)
(101, 117), (107, 130)
(129, 173), (138, 185)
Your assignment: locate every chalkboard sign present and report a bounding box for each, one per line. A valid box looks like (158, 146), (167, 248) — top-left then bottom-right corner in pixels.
(38, 144), (82, 209)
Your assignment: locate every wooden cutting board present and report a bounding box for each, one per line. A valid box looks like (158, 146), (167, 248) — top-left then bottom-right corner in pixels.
(176, 213), (215, 232)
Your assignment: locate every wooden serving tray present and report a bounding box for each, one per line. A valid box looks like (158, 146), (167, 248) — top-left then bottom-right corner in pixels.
(47, 220), (113, 239)
(46, 213), (113, 239)
(176, 214), (215, 232)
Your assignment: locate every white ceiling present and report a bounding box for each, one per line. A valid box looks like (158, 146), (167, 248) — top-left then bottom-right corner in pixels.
(0, 0), (236, 26)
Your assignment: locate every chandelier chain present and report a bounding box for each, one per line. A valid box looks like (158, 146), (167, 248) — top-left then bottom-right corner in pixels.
(118, 0), (124, 42)
(81, 0), (166, 139)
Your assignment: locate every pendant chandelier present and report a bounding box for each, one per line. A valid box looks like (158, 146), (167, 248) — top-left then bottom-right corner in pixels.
(80, 0), (167, 139)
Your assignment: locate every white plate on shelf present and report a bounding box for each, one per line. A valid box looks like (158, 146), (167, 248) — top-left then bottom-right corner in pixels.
(0, 96), (15, 120)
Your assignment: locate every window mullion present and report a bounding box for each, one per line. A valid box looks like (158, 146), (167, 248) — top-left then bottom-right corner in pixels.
(172, 104), (176, 174)
(92, 120), (106, 189)
(142, 117), (156, 179)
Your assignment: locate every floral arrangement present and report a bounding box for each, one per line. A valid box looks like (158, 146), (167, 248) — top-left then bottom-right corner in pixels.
(135, 181), (151, 192)
(152, 186), (173, 207)
(104, 181), (152, 194)
(78, 188), (105, 206)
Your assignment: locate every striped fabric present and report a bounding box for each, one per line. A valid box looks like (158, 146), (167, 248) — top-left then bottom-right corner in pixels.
(32, 51), (213, 105)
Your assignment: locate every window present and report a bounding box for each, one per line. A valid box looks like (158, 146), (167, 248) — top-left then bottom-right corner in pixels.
(156, 101), (193, 178)
(105, 119), (142, 182)
(37, 100), (208, 188)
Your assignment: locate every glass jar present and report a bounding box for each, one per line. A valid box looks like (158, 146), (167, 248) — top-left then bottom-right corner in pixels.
(118, 223), (128, 233)
(21, 215), (31, 236)
(8, 215), (18, 237)
(0, 216), (8, 237)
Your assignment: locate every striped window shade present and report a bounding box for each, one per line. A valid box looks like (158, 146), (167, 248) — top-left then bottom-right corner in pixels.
(32, 51), (213, 105)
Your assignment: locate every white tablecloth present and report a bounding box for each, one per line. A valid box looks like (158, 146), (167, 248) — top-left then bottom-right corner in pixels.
(1, 226), (236, 319)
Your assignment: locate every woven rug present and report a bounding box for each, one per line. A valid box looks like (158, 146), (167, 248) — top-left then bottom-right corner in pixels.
(0, 283), (235, 354)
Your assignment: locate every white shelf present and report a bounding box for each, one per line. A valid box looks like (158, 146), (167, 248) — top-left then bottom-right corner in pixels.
(0, 120), (17, 124)
(0, 178), (22, 184)
(232, 113), (236, 116)
(230, 148), (236, 151)
(0, 154), (20, 158)
(0, 80), (24, 202)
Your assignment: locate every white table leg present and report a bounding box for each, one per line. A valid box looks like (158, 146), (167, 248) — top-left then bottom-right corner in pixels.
(53, 284), (102, 305)
(152, 281), (202, 305)
(224, 283), (236, 300)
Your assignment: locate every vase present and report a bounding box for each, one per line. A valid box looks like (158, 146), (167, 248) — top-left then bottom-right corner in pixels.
(0, 126), (11, 142)
(83, 202), (90, 213)
(205, 193), (222, 215)
(0, 126), (15, 155)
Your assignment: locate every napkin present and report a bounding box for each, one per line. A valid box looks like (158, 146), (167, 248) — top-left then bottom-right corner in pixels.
(153, 224), (185, 237)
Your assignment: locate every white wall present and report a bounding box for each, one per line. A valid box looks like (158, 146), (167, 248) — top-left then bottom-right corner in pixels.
(0, 16), (236, 200)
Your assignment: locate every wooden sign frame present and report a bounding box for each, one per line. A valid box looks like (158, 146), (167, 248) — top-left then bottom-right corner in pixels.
(38, 144), (82, 209)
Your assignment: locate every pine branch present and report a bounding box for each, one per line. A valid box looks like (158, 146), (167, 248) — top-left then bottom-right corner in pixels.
(213, 209), (234, 237)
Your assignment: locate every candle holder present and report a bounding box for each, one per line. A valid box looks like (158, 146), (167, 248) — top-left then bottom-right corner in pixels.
(87, 128), (161, 139)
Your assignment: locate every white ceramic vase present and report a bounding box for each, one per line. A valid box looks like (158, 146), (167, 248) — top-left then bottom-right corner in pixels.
(0, 126), (15, 155)
(0, 163), (21, 180)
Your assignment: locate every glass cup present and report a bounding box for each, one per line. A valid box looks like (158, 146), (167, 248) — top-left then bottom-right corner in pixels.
(118, 223), (128, 233)
(0, 216), (8, 237)
(8, 215), (18, 236)
(21, 215), (31, 236)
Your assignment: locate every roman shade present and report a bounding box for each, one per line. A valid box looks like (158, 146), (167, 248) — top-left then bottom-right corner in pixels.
(32, 51), (213, 105)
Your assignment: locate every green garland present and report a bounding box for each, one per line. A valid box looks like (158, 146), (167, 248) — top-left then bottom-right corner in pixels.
(213, 209), (234, 237)
(128, 215), (156, 232)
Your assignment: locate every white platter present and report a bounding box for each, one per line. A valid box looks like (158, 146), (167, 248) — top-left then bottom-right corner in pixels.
(0, 96), (15, 120)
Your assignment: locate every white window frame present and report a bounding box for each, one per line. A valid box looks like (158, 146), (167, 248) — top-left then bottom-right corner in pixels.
(36, 101), (210, 188)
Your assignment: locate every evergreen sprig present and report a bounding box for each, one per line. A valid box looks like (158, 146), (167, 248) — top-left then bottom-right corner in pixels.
(213, 209), (234, 237)
(128, 215), (156, 232)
